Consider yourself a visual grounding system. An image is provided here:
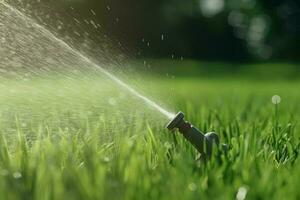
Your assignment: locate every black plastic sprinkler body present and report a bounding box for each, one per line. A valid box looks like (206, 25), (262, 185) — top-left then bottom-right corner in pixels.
(167, 112), (222, 161)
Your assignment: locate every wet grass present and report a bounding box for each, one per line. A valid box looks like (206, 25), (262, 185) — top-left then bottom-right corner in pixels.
(0, 73), (300, 200)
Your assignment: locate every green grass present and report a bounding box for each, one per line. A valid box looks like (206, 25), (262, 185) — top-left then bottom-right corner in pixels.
(0, 70), (300, 200)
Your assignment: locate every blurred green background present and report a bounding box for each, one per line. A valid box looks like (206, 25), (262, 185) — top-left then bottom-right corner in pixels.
(36, 0), (300, 62)
(7, 0), (300, 63)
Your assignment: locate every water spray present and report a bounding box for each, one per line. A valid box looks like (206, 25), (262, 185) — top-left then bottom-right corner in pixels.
(0, 1), (174, 119)
(167, 112), (224, 160)
(1, 1), (225, 161)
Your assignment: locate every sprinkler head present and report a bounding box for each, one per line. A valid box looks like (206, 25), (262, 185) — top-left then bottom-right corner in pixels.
(166, 112), (185, 131)
(166, 111), (223, 161)
(166, 112), (195, 135)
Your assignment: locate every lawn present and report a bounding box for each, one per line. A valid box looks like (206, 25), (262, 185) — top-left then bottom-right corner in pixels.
(0, 64), (300, 200)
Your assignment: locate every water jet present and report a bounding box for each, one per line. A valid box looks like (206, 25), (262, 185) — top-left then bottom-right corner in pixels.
(0, 1), (174, 120)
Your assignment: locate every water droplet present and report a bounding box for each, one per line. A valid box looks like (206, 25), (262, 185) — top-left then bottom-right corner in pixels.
(74, 31), (81, 37)
(90, 9), (96, 16)
(1, 37), (6, 43)
(84, 19), (89, 24)
(272, 95), (281, 104)
(107, 6), (111, 11)
(108, 98), (117, 106)
(161, 34), (164, 41)
(90, 20), (97, 29)
(78, 162), (85, 168)
(236, 186), (248, 200)
(164, 142), (172, 149)
(188, 182), (197, 191)
(127, 139), (134, 147)
(13, 172), (22, 179)
(74, 18), (81, 24)
(103, 156), (110, 162)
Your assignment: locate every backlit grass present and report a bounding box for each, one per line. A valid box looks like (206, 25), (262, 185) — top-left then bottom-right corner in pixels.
(0, 72), (300, 200)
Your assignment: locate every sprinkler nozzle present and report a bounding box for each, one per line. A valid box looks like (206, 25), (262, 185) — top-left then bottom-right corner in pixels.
(166, 112), (185, 130)
(166, 111), (223, 161)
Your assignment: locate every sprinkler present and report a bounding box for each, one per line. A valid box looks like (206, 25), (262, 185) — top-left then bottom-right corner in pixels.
(167, 112), (223, 161)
